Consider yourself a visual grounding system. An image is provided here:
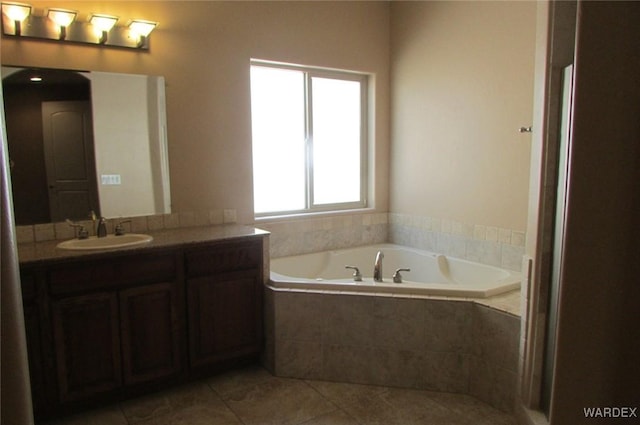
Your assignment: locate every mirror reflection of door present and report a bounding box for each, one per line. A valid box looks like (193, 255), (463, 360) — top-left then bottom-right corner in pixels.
(42, 101), (100, 222)
(2, 68), (101, 224)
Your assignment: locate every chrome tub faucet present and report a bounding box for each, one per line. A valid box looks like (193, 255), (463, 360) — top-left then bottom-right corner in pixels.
(374, 250), (384, 282)
(96, 217), (107, 238)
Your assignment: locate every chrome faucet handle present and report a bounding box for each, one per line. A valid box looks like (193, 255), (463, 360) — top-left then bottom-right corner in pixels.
(345, 265), (363, 282)
(66, 219), (89, 239)
(114, 220), (132, 236)
(393, 268), (411, 284)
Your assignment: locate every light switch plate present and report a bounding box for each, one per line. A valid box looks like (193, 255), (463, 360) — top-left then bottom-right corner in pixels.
(101, 174), (121, 185)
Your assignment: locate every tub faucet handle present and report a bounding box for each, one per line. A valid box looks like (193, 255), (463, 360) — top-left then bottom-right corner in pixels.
(345, 266), (362, 282)
(393, 268), (411, 284)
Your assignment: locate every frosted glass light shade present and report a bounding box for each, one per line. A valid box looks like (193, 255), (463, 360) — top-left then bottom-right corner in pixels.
(2, 3), (30, 22)
(129, 19), (157, 37)
(48, 8), (76, 27)
(90, 14), (117, 32)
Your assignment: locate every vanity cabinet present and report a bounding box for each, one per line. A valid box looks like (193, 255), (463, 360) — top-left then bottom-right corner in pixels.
(47, 250), (184, 403)
(19, 230), (267, 421)
(186, 240), (263, 371)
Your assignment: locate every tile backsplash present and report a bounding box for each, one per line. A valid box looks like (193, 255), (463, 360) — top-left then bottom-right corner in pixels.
(17, 209), (525, 272)
(15, 209), (238, 244)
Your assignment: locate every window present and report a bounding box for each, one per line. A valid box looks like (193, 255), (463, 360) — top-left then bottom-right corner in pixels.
(250, 61), (367, 216)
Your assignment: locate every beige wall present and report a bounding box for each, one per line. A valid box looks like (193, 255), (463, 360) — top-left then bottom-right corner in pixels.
(389, 1), (536, 231)
(1, 1), (390, 224)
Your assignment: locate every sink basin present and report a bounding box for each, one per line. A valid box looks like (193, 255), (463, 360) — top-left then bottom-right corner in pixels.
(57, 234), (153, 251)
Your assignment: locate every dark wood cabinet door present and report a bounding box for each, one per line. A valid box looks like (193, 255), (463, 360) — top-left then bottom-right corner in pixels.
(119, 282), (183, 385)
(23, 297), (48, 413)
(187, 269), (262, 369)
(20, 270), (50, 415)
(51, 292), (122, 402)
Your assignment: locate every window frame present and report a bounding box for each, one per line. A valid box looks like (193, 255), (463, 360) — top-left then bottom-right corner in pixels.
(250, 60), (369, 218)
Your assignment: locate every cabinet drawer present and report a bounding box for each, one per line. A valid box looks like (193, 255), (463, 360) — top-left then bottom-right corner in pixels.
(49, 253), (177, 295)
(185, 241), (261, 277)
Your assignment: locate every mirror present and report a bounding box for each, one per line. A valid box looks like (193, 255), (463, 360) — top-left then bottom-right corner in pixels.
(2, 66), (171, 226)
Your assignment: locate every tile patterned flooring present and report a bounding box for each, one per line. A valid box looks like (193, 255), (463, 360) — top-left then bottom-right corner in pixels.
(43, 365), (518, 425)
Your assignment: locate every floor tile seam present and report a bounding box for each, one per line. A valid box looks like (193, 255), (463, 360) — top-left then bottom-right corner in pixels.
(299, 378), (345, 414)
(301, 379), (401, 421)
(117, 403), (134, 425)
(206, 379), (223, 398)
(296, 407), (361, 425)
(206, 376), (264, 401)
(201, 380), (253, 425)
(118, 399), (161, 425)
(207, 374), (338, 425)
(304, 378), (392, 397)
(343, 407), (367, 425)
(291, 405), (343, 425)
(215, 389), (250, 425)
(425, 395), (493, 424)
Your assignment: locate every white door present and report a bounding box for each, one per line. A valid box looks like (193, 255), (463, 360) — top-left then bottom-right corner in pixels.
(42, 101), (100, 222)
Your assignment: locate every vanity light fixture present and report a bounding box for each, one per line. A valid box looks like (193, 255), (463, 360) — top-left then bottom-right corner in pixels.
(1, 2), (158, 49)
(90, 14), (117, 44)
(129, 19), (157, 48)
(1, 2), (30, 35)
(47, 8), (76, 40)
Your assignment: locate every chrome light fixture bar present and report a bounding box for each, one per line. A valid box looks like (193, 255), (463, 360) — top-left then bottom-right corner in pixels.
(1, 2), (158, 49)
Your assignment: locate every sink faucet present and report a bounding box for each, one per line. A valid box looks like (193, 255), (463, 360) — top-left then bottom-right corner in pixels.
(66, 219), (89, 239)
(374, 250), (384, 282)
(96, 217), (108, 238)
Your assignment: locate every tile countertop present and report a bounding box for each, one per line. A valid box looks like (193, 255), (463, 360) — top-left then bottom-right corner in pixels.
(17, 224), (270, 265)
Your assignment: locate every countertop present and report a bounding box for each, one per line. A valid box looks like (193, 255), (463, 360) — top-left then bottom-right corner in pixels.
(18, 224), (269, 265)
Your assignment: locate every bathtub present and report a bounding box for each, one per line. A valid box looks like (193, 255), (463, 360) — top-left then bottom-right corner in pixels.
(270, 244), (520, 298)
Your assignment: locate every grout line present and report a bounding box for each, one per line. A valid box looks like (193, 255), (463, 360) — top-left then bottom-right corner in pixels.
(44, 366), (517, 425)
(205, 377), (249, 425)
(218, 395), (247, 425)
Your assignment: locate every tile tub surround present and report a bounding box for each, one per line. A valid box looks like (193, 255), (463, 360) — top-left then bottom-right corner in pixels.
(265, 289), (520, 413)
(258, 212), (389, 258)
(389, 213), (526, 271)
(40, 365), (518, 425)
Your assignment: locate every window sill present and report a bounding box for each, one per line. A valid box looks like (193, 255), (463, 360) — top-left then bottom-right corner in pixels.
(254, 207), (379, 224)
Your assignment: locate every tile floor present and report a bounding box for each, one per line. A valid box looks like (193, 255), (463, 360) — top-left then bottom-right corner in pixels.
(43, 365), (518, 425)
